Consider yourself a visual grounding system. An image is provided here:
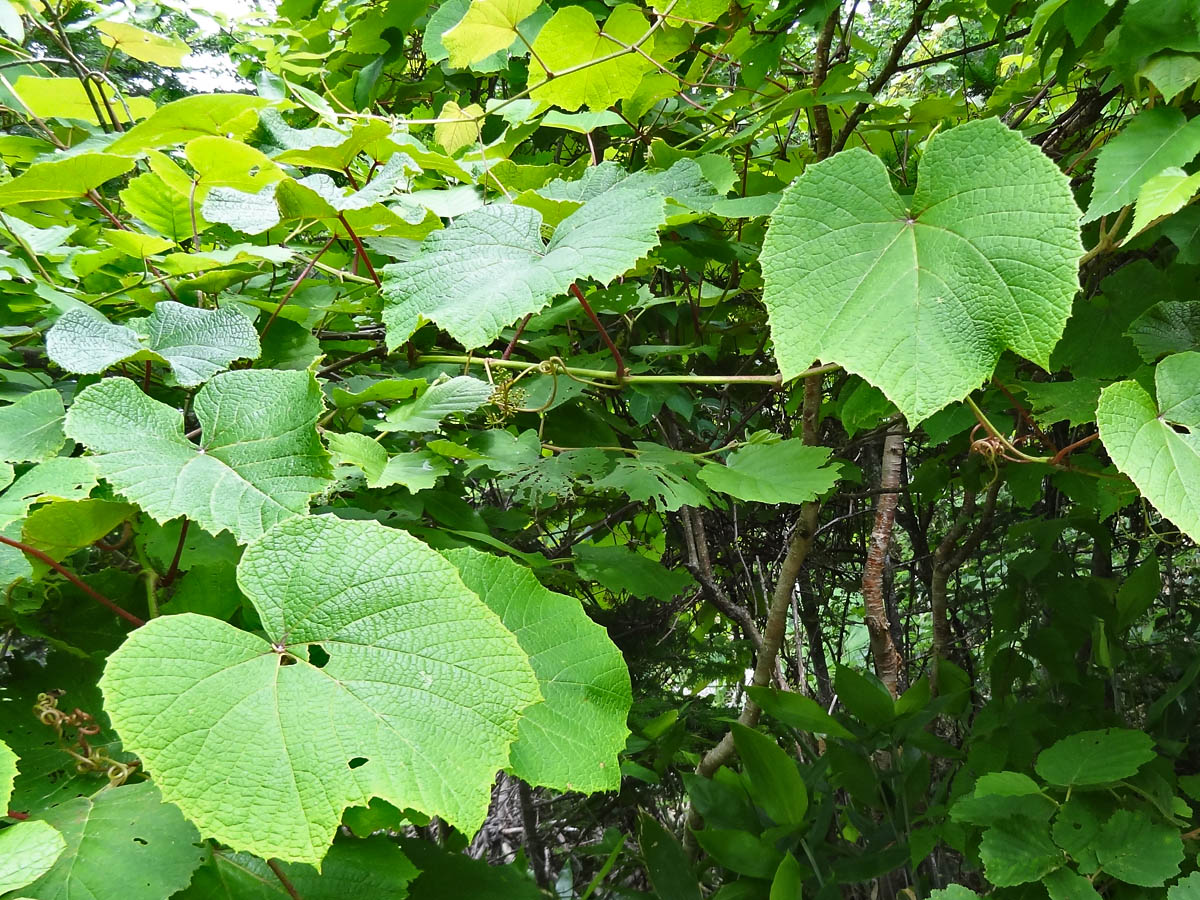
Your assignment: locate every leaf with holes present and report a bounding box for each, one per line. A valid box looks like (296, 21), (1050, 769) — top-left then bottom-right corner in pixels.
(99, 515), (541, 865)
(17, 781), (204, 900)
(1097, 352), (1200, 542)
(64, 370), (332, 542)
(1035, 728), (1157, 786)
(760, 118), (1081, 423)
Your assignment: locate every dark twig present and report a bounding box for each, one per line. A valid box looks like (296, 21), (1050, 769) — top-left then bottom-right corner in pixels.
(569, 283), (625, 382)
(267, 860), (304, 900)
(0, 535), (145, 627)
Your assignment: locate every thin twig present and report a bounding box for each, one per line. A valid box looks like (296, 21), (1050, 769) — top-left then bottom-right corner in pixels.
(569, 283), (625, 382)
(267, 860), (304, 900)
(0, 535), (145, 626)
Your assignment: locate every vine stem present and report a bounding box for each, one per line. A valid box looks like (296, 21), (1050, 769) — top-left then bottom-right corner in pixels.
(0, 535), (145, 627)
(415, 353), (840, 386)
(262, 236), (338, 339)
(336, 214), (380, 287)
(569, 283), (625, 382)
(159, 520), (189, 590)
(267, 860), (304, 900)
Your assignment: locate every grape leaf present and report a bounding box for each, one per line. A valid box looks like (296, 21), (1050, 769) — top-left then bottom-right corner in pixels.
(202, 154), (416, 235)
(0, 819), (66, 895)
(1042, 868), (1103, 900)
(527, 5), (655, 111)
(928, 889), (983, 900)
(17, 781), (205, 900)
(760, 118), (1082, 423)
(1127, 300), (1200, 361)
(698, 440), (839, 504)
(0, 738), (14, 808)
(0, 153), (136, 207)
(1084, 107), (1200, 223)
(0, 456), (98, 528)
(443, 0), (541, 68)
(445, 547), (631, 792)
(0, 390), (65, 463)
(1128, 166), (1200, 238)
(10, 75), (155, 126)
(108, 94), (272, 153)
(64, 370), (332, 542)
(120, 173), (198, 242)
(1170, 873), (1200, 899)
(1097, 352), (1200, 542)
(381, 179), (668, 350)
(99, 515), (541, 865)
(375, 376), (495, 433)
(593, 444), (711, 511)
(47, 302), (260, 386)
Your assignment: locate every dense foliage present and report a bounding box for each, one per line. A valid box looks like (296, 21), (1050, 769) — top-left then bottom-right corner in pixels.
(1, 0), (1199, 896)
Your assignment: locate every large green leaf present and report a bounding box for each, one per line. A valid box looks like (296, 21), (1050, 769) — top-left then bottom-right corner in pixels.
(99, 515), (541, 865)
(47, 302), (260, 386)
(445, 547), (631, 792)
(1084, 107), (1200, 222)
(1095, 809), (1183, 886)
(381, 183), (669, 350)
(527, 4), (655, 110)
(1034, 728), (1156, 786)
(18, 781), (204, 900)
(0, 153), (136, 207)
(64, 370), (332, 542)
(0, 390), (65, 463)
(1097, 352), (1200, 542)
(698, 440), (839, 504)
(760, 118), (1082, 423)
(443, 0), (541, 67)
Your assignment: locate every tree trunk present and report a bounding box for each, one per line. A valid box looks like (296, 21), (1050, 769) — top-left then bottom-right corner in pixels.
(863, 427), (905, 697)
